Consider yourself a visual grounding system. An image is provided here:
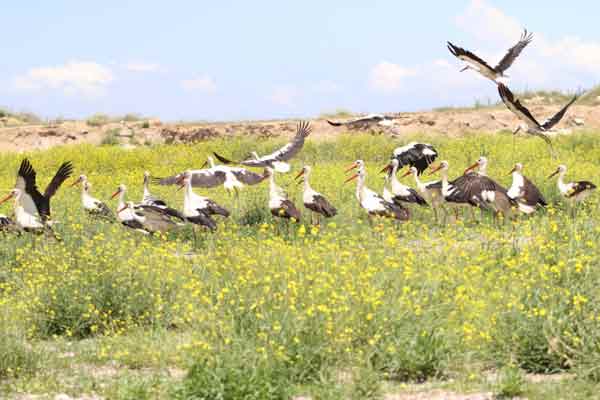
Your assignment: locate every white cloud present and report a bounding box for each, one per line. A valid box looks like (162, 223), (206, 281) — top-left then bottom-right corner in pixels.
(181, 76), (217, 93)
(14, 61), (113, 96)
(269, 85), (299, 106)
(369, 61), (416, 92)
(125, 62), (161, 72)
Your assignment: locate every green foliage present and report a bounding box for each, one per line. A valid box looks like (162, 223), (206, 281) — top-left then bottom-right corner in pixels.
(494, 365), (526, 399)
(101, 128), (121, 145)
(0, 330), (40, 379)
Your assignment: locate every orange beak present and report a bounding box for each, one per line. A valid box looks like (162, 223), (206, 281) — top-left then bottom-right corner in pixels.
(69, 177), (82, 187)
(111, 189), (121, 199)
(463, 162), (478, 175)
(117, 204), (129, 214)
(344, 173), (359, 183)
(401, 169), (412, 178)
(429, 164), (442, 175)
(379, 164), (392, 174)
(345, 162), (358, 173)
(295, 169), (305, 180)
(0, 192), (14, 205)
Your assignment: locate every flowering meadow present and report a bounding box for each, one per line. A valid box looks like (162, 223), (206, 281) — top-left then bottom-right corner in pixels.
(1, 132), (599, 399)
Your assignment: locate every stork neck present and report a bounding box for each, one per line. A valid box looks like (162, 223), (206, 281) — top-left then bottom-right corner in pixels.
(303, 171), (312, 192)
(440, 169), (449, 192)
(390, 163), (400, 186)
(478, 164), (487, 176)
(118, 190), (126, 209)
(208, 157), (215, 168)
(412, 170), (422, 186)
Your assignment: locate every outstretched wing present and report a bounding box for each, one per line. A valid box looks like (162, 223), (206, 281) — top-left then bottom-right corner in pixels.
(152, 170), (226, 188)
(230, 168), (268, 185)
(541, 95), (578, 130)
(498, 84), (541, 129)
(447, 41), (495, 72)
(212, 151), (235, 165)
(260, 120), (312, 163)
(44, 161), (73, 199)
(392, 142), (438, 175)
(494, 29), (533, 72)
(16, 159), (43, 200)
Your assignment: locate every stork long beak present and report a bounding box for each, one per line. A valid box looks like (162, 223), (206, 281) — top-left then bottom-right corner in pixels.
(175, 176), (186, 191)
(69, 177), (82, 187)
(201, 160), (208, 169)
(401, 169), (412, 178)
(429, 164), (442, 175)
(111, 189), (121, 199)
(117, 205), (128, 214)
(295, 169), (305, 180)
(512, 126), (522, 135)
(508, 166), (516, 175)
(464, 162), (478, 175)
(345, 163), (358, 173)
(460, 66), (469, 72)
(344, 173), (359, 183)
(0, 192), (14, 205)
(379, 164), (392, 174)
(548, 169), (559, 179)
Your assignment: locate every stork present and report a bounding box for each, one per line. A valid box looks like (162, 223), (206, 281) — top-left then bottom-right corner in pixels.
(14, 158), (73, 224)
(498, 83), (578, 150)
(212, 121), (312, 173)
(463, 156), (516, 217)
(345, 160), (409, 222)
(327, 114), (394, 129)
(141, 171), (184, 219)
(295, 165), (337, 224)
(70, 175), (114, 220)
(507, 163), (547, 214)
(549, 165), (596, 204)
(0, 189), (56, 237)
(388, 142), (438, 175)
(447, 29), (533, 83)
(117, 201), (182, 234)
(402, 166), (445, 219)
(267, 167), (301, 221)
(174, 170), (231, 231)
(380, 159), (427, 206)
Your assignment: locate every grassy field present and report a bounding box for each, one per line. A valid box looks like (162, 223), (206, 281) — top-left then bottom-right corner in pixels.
(1, 131), (599, 399)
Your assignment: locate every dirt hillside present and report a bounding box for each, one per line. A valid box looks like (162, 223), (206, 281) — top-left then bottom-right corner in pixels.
(0, 104), (598, 153)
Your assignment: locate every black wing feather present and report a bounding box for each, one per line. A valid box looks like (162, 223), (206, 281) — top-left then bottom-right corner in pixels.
(541, 95), (578, 130)
(494, 29), (533, 72)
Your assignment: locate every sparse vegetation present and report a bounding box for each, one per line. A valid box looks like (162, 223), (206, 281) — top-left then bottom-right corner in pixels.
(320, 108), (355, 119)
(100, 128), (121, 145)
(87, 113), (112, 127)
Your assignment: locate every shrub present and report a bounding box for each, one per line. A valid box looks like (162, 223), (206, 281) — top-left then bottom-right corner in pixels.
(87, 113), (111, 127)
(0, 331), (40, 379)
(101, 128), (121, 146)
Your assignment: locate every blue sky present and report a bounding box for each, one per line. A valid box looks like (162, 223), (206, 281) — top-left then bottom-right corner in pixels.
(1, 1), (599, 121)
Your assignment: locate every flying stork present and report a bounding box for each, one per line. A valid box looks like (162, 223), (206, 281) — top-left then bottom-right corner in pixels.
(70, 175), (114, 220)
(295, 165), (337, 224)
(549, 165), (596, 204)
(13, 158), (73, 224)
(447, 29), (533, 83)
(212, 120), (312, 173)
(380, 159), (427, 206)
(498, 83), (578, 149)
(345, 160), (409, 222)
(266, 167), (301, 221)
(507, 163), (547, 214)
(389, 142), (438, 175)
(327, 114), (394, 129)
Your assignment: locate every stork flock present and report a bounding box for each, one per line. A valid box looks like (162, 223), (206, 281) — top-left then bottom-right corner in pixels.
(0, 29), (596, 237)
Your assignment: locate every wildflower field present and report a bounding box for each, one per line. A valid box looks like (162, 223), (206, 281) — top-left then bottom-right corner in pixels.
(1, 131), (599, 399)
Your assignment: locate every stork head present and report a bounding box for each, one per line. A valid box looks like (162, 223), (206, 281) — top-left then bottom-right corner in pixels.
(548, 164), (567, 179)
(70, 174), (88, 187)
(176, 171), (192, 191)
(0, 188), (20, 205)
(429, 160), (449, 175)
(111, 184), (126, 199)
(402, 166), (418, 178)
(143, 171), (151, 182)
(344, 160), (364, 183)
(464, 156), (487, 175)
(509, 163), (523, 175)
(295, 165), (311, 183)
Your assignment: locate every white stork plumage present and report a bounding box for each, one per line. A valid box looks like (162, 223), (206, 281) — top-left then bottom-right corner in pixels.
(380, 159), (427, 206)
(295, 165), (337, 224)
(389, 142), (438, 175)
(70, 175), (114, 220)
(345, 160), (409, 221)
(507, 163), (547, 214)
(13, 158), (73, 224)
(463, 156), (516, 216)
(0, 188), (54, 236)
(213, 121), (312, 173)
(498, 83), (578, 149)
(266, 167), (301, 221)
(548, 165), (596, 203)
(447, 29), (533, 83)
(327, 114), (394, 129)
(117, 201), (182, 234)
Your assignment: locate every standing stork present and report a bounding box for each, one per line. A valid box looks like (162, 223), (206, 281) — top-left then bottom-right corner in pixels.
(295, 165), (337, 224)
(117, 201), (182, 234)
(70, 175), (114, 220)
(141, 171), (184, 219)
(212, 121), (312, 173)
(380, 159), (427, 206)
(266, 167), (301, 222)
(345, 160), (409, 222)
(447, 29), (533, 83)
(389, 142), (438, 175)
(14, 158), (73, 224)
(507, 163), (547, 214)
(402, 166), (445, 220)
(498, 83), (578, 150)
(549, 165), (596, 204)
(0, 189), (51, 235)
(463, 156), (516, 217)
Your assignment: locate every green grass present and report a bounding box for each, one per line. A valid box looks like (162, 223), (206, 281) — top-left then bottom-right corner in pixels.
(0, 132), (599, 398)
